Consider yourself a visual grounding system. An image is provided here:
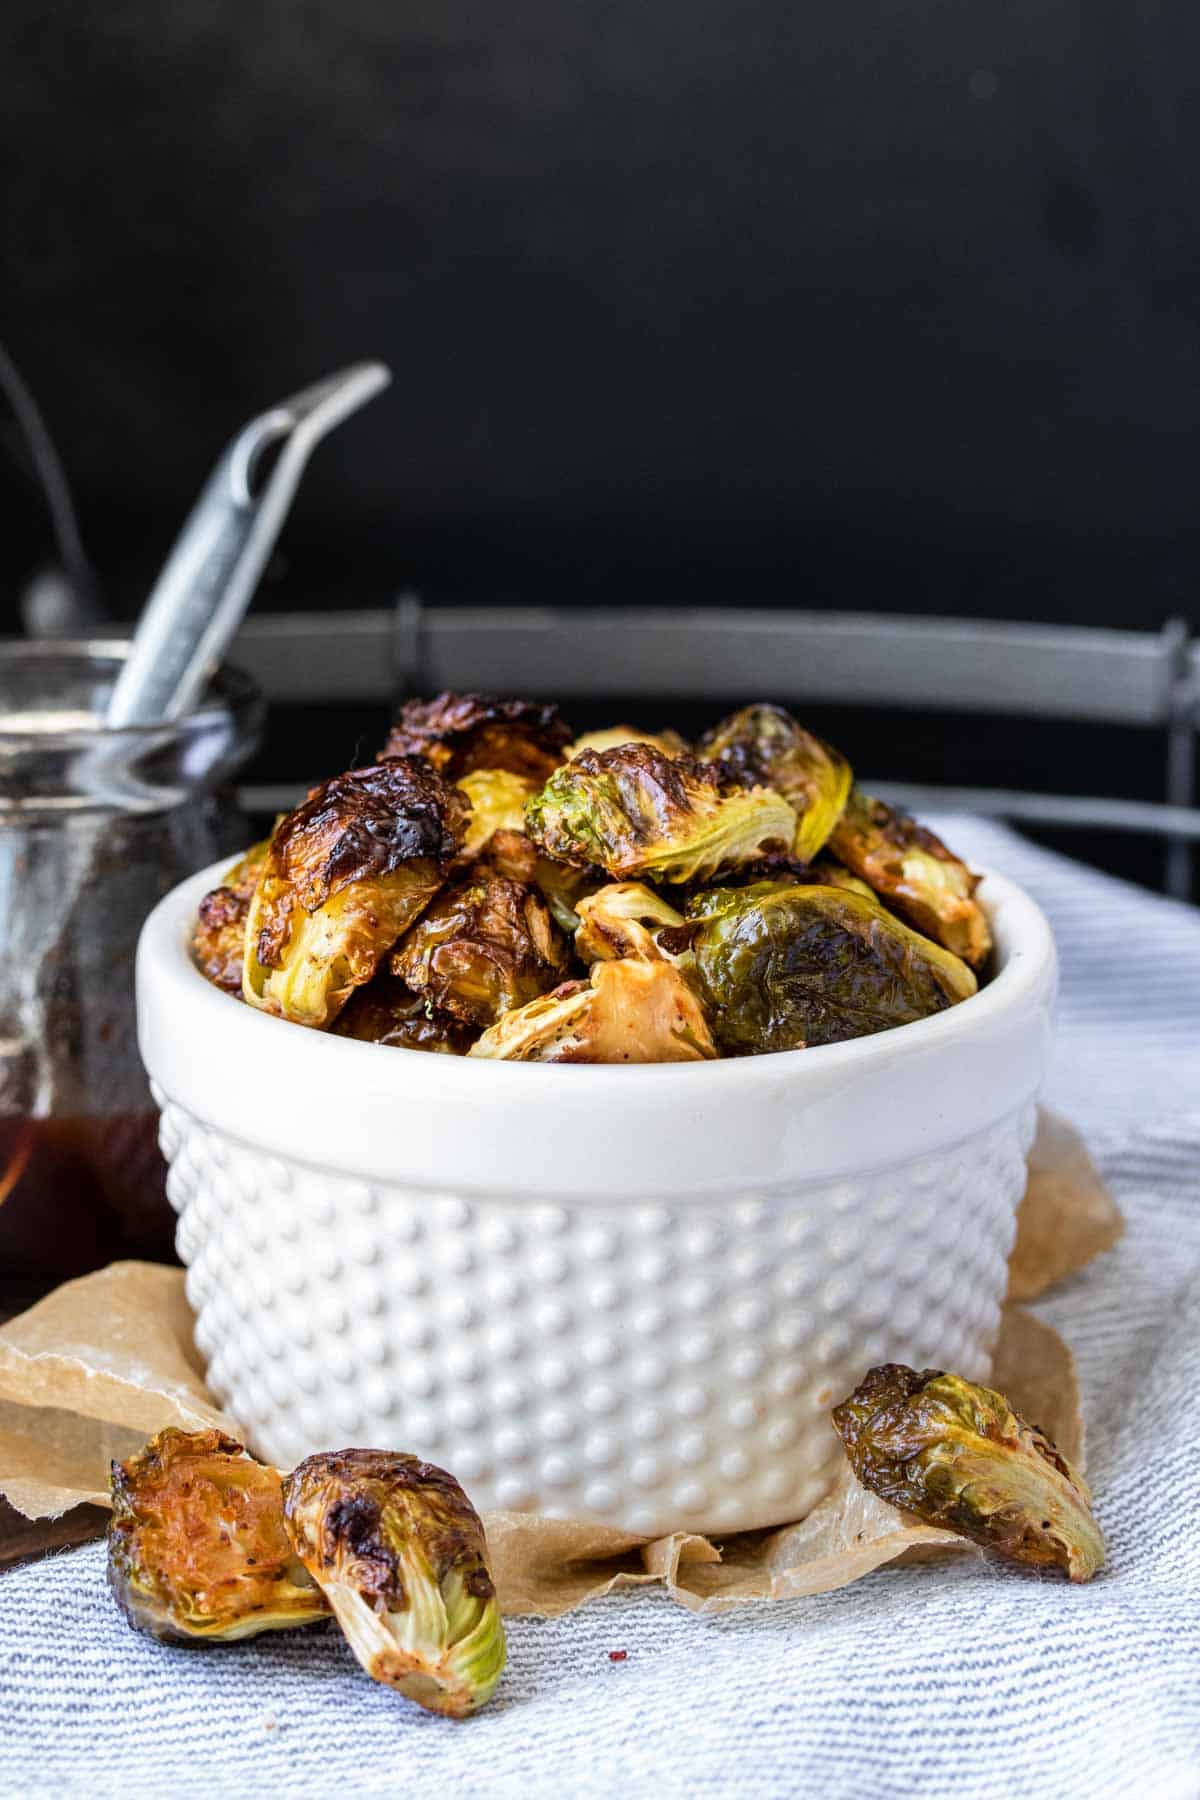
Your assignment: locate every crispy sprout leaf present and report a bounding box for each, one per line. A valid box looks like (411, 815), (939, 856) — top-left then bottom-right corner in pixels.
(525, 743), (797, 885)
(107, 1428), (329, 1644)
(830, 788), (992, 969)
(688, 880), (976, 1053)
(469, 957), (716, 1061)
(390, 870), (570, 1026)
(574, 881), (689, 965)
(283, 1450), (506, 1717)
(381, 691), (571, 780)
(332, 973), (474, 1053)
(242, 758), (466, 1028)
(698, 704), (852, 861)
(191, 840), (268, 994)
(832, 1364), (1105, 1581)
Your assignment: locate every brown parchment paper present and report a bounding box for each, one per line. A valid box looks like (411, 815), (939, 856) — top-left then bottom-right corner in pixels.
(0, 1110), (1118, 1615)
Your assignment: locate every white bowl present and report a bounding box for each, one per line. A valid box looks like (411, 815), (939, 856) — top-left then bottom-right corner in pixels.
(137, 860), (1055, 1537)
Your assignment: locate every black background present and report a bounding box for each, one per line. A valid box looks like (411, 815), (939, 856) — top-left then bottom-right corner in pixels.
(2, 2), (1198, 890)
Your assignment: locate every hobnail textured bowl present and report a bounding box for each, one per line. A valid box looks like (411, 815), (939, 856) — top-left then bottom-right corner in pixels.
(138, 861), (1055, 1537)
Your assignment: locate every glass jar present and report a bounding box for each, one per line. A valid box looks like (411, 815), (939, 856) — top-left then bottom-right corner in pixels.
(0, 641), (262, 1284)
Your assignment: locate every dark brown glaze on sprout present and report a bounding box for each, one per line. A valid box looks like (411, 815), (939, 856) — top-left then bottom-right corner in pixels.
(282, 1449), (496, 1611)
(380, 692), (572, 780)
(390, 869), (570, 1026)
(332, 973), (475, 1053)
(255, 758), (466, 969)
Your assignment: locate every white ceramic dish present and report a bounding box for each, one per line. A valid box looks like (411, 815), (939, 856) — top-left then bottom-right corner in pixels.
(137, 859), (1055, 1537)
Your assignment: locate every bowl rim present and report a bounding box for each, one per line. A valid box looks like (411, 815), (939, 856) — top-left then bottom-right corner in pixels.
(137, 854), (1056, 1201)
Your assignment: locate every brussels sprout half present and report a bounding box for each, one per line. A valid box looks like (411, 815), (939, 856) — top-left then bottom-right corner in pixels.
(243, 758), (467, 1028)
(567, 724), (690, 760)
(829, 788), (992, 969)
(832, 1364), (1105, 1581)
(191, 840), (268, 994)
(456, 768), (541, 861)
(283, 1450), (506, 1717)
(381, 691), (571, 780)
(688, 880), (976, 1053)
(108, 1428), (329, 1644)
(698, 703), (852, 862)
(525, 744), (797, 886)
(333, 973), (474, 1053)
(469, 956), (716, 1062)
(390, 869), (570, 1027)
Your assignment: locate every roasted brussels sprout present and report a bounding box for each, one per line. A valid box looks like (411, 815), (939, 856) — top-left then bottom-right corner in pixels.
(332, 973), (474, 1054)
(243, 758), (466, 1028)
(525, 744), (797, 885)
(108, 1428), (329, 1644)
(191, 840), (268, 994)
(381, 691), (571, 780)
(473, 827), (603, 934)
(456, 768), (541, 861)
(574, 882), (689, 964)
(469, 956), (716, 1061)
(829, 788), (992, 969)
(832, 1364), (1105, 1582)
(698, 704), (851, 862)
(390, 870), (569, 1026)
(567, 724), (689, 760)
(282, 1450), (505, 1717)
(688, 880), (976, 1053)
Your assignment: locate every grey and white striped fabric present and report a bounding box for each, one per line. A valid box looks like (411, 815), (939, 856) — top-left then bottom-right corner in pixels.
(2, 821), (1198, 1799)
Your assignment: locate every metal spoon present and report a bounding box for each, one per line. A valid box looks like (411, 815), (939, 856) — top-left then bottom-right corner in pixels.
(106, 360), (391, 727)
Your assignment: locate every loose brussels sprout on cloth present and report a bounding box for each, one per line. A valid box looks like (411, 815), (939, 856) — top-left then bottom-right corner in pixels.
(698, 703), (852, 863)
(830, 787), (992, 969)
(455, 768), (541, 861)
(108, 1428), (329, 1644)
(243, 758), (467, 1028)
(190, 840), (268, 994)
(574, 881), (689, 964)
(832, 1365), (1105, 1581)
(688, 880), (976, 1053)
(469, 956), (717, 1061)
(381, 691), (571, 780)
(525, 744), (797, 885)
(333, 973), (474, 1054)
(282, 1450), (506, 1717)
(390, 870), (569, 1026)
(567, 724), (690, 760)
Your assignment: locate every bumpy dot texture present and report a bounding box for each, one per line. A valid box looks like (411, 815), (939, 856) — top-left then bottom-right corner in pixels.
(162, 1096), (1035, 1537)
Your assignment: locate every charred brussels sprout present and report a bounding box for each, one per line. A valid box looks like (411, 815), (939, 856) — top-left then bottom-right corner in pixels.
(574, 882), (689, 964)
(333, 973), (474, 1054)
(698, 704), (851, 862)
(456, 768), (541, 861)
(283, 1450), (505, 1716)
(470, 957), (716, 1062)
(243, 758), (466, 1028)
(688, 881), (976, 1052)
(567, 724), (689, 760)
(525, 744), (797, 885)
(390, 870), (569, 1027)
(832, 1365), (1105, 1581)
(191, 840), (268, 994)
(381, 691), (571, 780)
(829, 788), (992, 969)
(108, 1428), (329, 1643)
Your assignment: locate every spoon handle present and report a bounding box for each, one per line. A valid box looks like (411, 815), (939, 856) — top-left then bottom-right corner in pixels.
(106, 361), (391, 727)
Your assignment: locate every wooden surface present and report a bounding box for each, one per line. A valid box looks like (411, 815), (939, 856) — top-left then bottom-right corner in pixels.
(0, 1499), (107, 1574)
